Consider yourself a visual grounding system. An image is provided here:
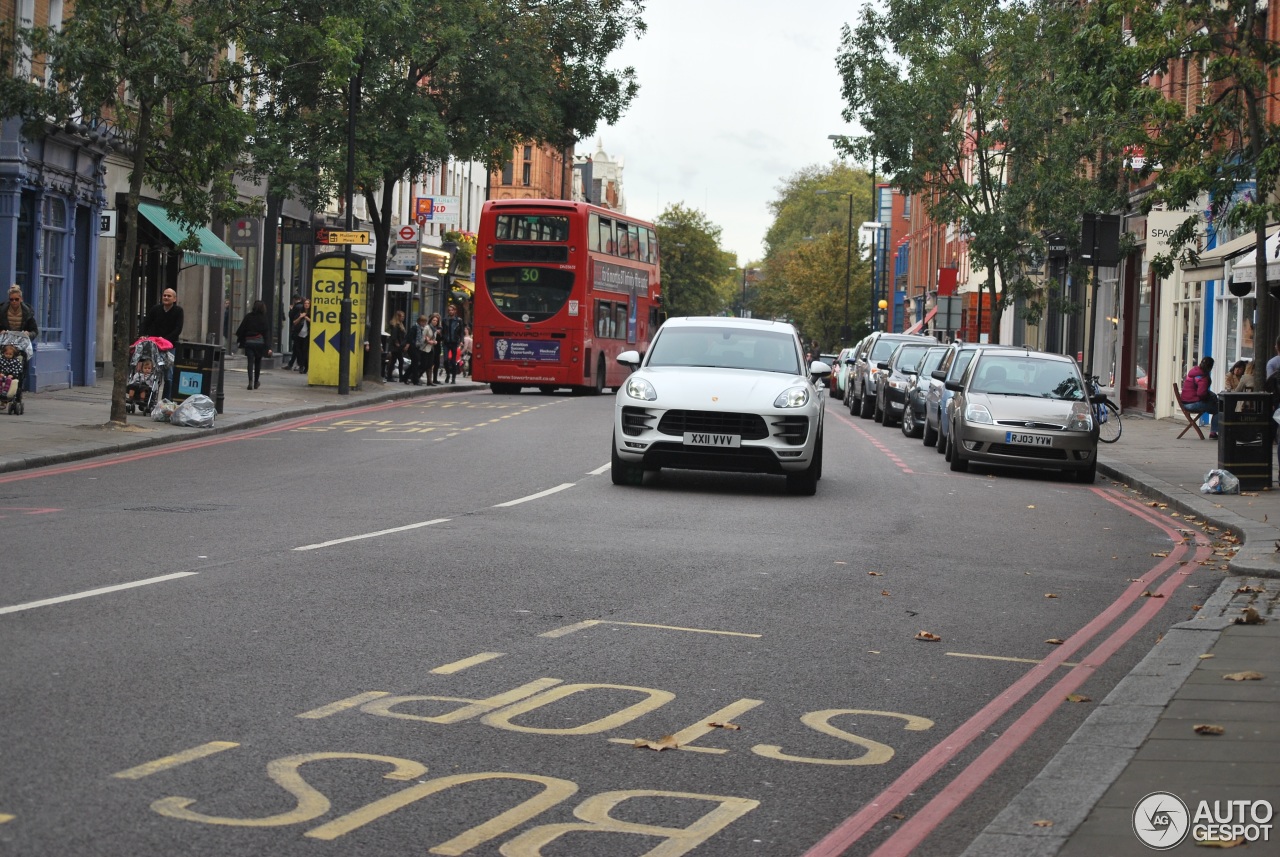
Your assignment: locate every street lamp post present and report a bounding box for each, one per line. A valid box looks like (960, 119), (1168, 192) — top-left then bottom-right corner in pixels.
(816, 190), (853, 343)
(733, 266), (758, 318)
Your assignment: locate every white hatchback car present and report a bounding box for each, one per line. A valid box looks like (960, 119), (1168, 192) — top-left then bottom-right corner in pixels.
(611, 317), (831, 495)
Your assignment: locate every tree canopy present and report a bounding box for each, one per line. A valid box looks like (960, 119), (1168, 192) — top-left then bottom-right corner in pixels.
(654, 204), (736, 317)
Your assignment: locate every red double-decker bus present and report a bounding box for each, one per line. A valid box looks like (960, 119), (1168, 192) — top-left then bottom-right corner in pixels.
(471, 199), (663, 395)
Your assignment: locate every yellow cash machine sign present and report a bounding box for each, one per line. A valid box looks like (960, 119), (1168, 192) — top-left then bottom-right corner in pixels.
(308, 255), (366, 387)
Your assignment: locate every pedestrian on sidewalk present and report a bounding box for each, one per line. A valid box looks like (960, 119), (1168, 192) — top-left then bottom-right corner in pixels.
(407, 314), (429, 385)
(292, 298), (311, 373)
(284, 295), (304, 370)
(425, 312), (442, 385)
(385, 310), (408, 381)
(462, 325), (473, 377)
(5, 285), (38, 338)
(440, 303), (464, 384)
(1180, 356), (1221, 438)
(142, 288), (183, 398)
(235, 300), (271, 390)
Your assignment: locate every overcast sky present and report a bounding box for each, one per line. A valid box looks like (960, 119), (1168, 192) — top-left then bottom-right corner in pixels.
(599, 1), (866, 265)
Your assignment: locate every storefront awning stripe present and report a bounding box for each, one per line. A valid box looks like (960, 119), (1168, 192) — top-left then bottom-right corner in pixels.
(452, 278), (474, 295)
(137, 202), (245, 270)
(1180, 224), (1280, 282)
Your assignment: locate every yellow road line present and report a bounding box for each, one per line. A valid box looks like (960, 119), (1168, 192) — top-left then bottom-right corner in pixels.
(112, 741), (239, 779)
(431, 652), (505, 674)
(296, 691), (391, 719)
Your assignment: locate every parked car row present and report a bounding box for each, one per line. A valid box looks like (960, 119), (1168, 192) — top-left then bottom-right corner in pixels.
(840, 336), (1101, 483)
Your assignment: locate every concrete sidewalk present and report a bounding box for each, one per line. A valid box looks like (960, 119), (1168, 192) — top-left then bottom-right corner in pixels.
(3, 367), (1277, 854)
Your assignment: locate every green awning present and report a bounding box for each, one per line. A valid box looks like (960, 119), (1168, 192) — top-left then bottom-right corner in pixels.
(137, 202), (244, 270)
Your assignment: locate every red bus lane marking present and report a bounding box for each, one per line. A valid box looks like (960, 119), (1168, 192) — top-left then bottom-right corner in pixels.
(803, 488), (1207, 857)
(831, 408), (915, 475)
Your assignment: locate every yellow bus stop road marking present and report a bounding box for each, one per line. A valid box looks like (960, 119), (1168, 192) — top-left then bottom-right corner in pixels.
(540, 620), (761, 639)
(112, 741), (240, 779)
(431, 652), (505, 674)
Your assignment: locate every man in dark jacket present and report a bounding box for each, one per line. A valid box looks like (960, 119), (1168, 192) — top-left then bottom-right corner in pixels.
(284, 294), (304, 369)
(142, 288), (184, 343)
(440, 303), (465, 384)
(141, 288), (183, 397)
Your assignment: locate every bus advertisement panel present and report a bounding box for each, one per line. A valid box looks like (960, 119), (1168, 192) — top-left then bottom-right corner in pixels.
(472, 200), (662, 395)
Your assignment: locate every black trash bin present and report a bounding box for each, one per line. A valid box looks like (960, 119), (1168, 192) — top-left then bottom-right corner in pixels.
(1218, 392), (1273, 490)
(172, 342), (226, 414)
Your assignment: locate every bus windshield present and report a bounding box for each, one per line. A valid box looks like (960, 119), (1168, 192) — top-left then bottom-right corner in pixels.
(494, 215), (570, 242)
(484, 266), (574, 323)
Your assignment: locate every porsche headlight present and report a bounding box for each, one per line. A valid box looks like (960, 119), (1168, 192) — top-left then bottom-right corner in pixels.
(624, 376), (657, 401)
(964, 402), (993, 424)
(774, 386), (810, 408)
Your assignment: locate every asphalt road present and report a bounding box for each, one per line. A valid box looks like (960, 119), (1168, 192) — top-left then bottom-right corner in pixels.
(1, 389), (1217, 856)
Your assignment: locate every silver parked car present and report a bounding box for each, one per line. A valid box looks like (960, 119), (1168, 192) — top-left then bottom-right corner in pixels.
(612, 316), (831, 495)
(944, 348), (1099, 482)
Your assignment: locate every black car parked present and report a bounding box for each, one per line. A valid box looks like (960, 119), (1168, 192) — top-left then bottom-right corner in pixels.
(900, 345), (948, 438)
(847, 332), (936, 419)
(875, 341), (938, 427)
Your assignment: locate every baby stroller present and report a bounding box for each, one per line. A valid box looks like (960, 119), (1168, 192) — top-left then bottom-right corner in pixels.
(126, 337), (170, 415)
(0, 330), (32, 416)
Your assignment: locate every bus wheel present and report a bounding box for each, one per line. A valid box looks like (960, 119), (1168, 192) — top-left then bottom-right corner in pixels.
(593, 356), (607, 395)
(490, 383), (519, 395)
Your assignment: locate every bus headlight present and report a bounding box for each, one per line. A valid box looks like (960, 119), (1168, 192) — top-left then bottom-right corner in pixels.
(625, 377), (657, 401)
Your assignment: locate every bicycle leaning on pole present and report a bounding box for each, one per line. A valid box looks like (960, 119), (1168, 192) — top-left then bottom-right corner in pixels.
(1088, 375), (1122, 443)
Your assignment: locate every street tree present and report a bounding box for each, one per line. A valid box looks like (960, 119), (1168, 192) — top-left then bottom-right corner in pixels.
(654, 204), (735, 317)
(242, 0), (646, 380)
(1, 0), (257, 424)
(837, 0), (1121, 342)
(757, 162), (873, 347)
(1099, 0), (1280, 387)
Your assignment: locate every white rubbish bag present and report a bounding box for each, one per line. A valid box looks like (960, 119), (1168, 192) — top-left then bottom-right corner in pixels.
(1200, 469), (1240, 495)
(170, 394), (216, 428)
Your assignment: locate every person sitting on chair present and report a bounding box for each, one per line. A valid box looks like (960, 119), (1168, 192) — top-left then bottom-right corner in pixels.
(1180, 356), (1221, 439)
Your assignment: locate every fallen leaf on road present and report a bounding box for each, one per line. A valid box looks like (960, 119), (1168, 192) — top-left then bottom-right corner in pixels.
(1045, 638), (1065, 645)
(1028, 505), (1035, 509)
(1235, 584), (1265, 594)
(868, 571), (883, 576)
(1065, 694), (1091, 703)
(1141, 591), (1165, 598)
(867, 650), (880, 654)
(890, 813), (906, 820)
(1223, 671), (1265, 681)
(1045, 593), (1059, 598)
(881, 590), (891, 597)
(915, 631), (941, 642)
(634, 735), (680, 751)
(1151, 552), (1169, 557)
(1199, 654), (1215, 659)
(1032, 820), (1054, 828)
(1193, 724), (1225, 735)
(1193, 605), (1202, 611)
(708, 721), (741, 730)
